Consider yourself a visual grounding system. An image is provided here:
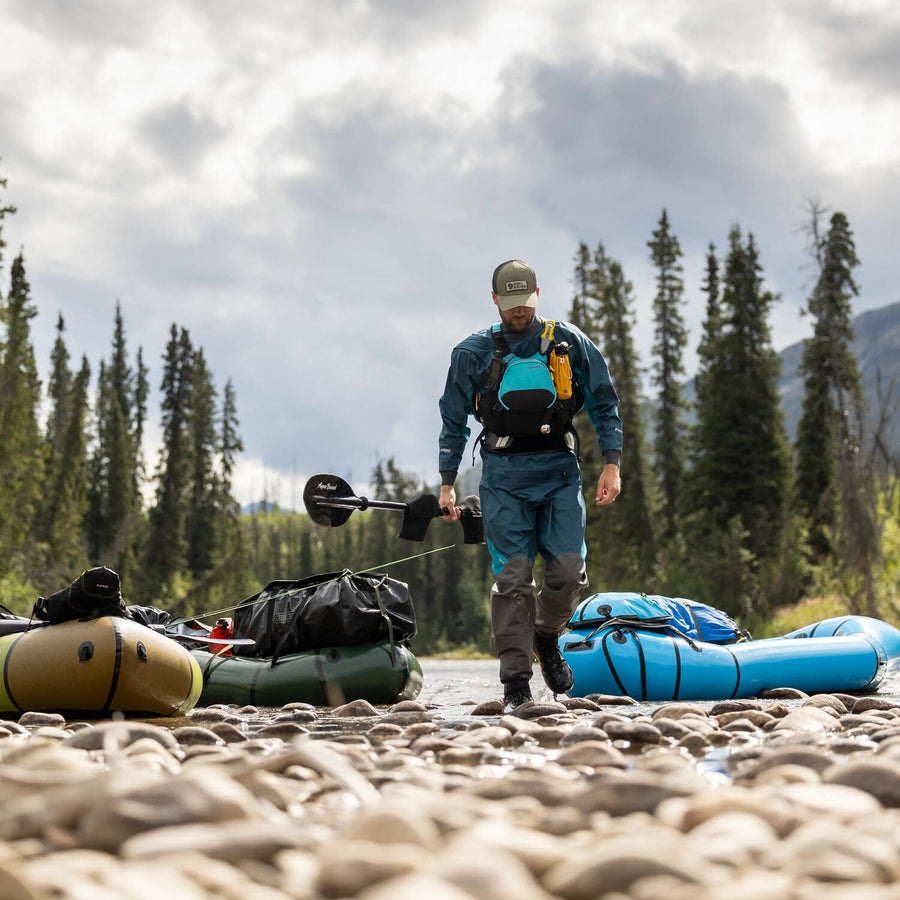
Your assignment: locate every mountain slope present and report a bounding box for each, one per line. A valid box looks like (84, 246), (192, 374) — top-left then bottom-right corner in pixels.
(777, 300), (900, 455)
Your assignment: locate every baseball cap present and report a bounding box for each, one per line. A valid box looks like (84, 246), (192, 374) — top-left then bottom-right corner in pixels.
(492, 259), (538, 311)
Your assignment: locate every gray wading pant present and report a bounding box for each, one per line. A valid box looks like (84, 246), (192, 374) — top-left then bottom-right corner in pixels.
(480, 450), (589, 684)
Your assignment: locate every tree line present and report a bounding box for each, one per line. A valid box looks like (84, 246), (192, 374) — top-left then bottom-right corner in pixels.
(0, 168), (250, 614)
(1, 161), (897, 650)
(571, 207), (898, 628)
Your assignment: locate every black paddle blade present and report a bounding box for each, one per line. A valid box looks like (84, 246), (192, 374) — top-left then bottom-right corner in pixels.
(457, 495), (485, 545)
(303, 473), (356, 527)
(398, 493), (442, 541)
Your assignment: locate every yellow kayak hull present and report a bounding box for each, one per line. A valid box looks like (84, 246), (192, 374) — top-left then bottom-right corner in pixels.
(0, 617), (202, 717)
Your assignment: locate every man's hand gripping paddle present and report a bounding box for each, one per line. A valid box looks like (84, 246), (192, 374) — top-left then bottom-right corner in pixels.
(303, 474), (484, 544)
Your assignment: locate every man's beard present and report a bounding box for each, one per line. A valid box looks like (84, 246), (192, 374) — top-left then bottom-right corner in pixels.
(501, 309), (536, 332)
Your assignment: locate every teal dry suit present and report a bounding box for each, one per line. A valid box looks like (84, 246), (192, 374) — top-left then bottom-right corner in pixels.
(438, 316), (622, 685)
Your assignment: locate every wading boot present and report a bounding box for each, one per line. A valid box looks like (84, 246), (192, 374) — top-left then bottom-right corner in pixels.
(533, 632), (574, 694)
(502, 678), (533, 714)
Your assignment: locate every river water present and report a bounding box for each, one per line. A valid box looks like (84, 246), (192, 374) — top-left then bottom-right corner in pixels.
(416, 656), (900, 723)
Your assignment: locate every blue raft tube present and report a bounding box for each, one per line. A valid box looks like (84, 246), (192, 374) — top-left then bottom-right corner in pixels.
(560, 593), (898, 702)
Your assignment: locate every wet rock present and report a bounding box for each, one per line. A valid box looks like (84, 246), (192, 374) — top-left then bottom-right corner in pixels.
(676, 733), (711, 755)
(186, 707), (240, 724)
(651, 703), (710, 721)
(172, 725), (224, 746)
(62, 721), (179, 753)
(822, 757), (900, 806)
(560, 697), (601, 712)
(755, 687), (808, 700)
(315, 839), (425, 896)
(559, 726), (610, 745)
(341, 806), (441, 848)
(770, 706), (842, 734)
(543, 835), (711, 899)
(17, 712), (66, 729)
(555, 741), (626, 769)
(121, 818), (307, 862)
(332, 699), (380, 717)
(207, 721), (249, 743)
(603, 719), (663, 745)
(584, 694), (637, 706)
(715, 710), (775, 729)
(471, 699), (503, 716)
(762, 818), (900, 882)
(449, 725), (512, 748)
(77, 769), (263, 851)
(709, 700), (762, 715)
(749, 763), (821, 786)
(574, 771), (701, 816)
(803, 693), (850, 714)
(428, 843), (551, 900)
(357, 873), (476, 900)
(686, 810), (779, 866)
(656, 786), (809, 838)
(733, 745), (836, 780)
(255, 722), (310, 740)
(852, 696), (900, 713)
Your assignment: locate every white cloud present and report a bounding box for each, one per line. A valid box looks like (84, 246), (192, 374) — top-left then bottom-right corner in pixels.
(1, 0), (897, 505)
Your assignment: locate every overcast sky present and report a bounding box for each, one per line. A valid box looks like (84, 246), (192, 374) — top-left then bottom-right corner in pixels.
(2, 0), (898, 508)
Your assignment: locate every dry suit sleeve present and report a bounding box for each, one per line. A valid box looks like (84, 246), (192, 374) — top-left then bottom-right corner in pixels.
(571, 331), (623, 457)
(438, 347), (476, 481)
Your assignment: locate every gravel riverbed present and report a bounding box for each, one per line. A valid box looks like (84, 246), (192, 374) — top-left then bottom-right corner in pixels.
(3, 660), (900, 899)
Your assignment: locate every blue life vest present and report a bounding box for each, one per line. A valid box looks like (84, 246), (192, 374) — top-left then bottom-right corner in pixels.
(475, 321), (582, 438)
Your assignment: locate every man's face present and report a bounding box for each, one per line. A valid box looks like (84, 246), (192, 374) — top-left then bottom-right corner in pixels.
(499, 305), (536, 332)
(492, 287), (539, 332)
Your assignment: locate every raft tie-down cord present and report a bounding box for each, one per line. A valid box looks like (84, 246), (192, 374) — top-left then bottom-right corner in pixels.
(565, 616), (702, 653)
(168, 543), (456, 629)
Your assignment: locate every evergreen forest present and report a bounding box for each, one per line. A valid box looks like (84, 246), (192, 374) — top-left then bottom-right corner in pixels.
(1, 167), (898, 653)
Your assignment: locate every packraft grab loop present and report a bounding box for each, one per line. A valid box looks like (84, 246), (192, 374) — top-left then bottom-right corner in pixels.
(565, 617), (703, 653)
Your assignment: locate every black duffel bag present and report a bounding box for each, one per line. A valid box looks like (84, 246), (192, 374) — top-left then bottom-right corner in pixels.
(33, 566), (128, 624)
(232, 569), (417, 661)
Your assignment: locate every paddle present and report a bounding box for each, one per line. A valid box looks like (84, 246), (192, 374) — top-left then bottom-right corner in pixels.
(165, 632), (256, 647)
(303, 473), (484, 544)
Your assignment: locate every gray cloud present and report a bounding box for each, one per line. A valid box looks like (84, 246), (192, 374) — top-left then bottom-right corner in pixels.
(4, 0), (898, 500)
(789, 2), (900, 94)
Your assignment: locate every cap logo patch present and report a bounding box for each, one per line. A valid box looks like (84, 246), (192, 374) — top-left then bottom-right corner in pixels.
(505, 280), (528, 291)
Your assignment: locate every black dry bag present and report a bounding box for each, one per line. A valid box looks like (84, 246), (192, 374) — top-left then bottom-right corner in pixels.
(33, 566), (128, 624)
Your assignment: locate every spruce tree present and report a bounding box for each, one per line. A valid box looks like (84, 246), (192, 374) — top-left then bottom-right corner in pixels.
(133, 347), (149, 498)
(588, 244), (655, 585)
(797, 211), (878, 613)
(34, 314), (73, 549)
(45, 314), (71, 454)
(143, 325), (194, 600)
(185, 348), (219, 578)
(647, 209), (688, 541)
(38, 357), (91, 581)
(86, 303), (142, 581)
(0, 164), (16, 274)
(570, 242), (595, 334)
(690, 227), (790, 576)
(685, 245), (721, 515)
(0, 254), (44, 574)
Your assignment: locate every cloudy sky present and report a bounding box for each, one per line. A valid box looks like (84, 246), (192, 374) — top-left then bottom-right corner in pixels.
(2, 0), (898, 508)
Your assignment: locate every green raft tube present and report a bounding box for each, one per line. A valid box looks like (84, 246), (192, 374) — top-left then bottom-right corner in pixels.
(191, 640), (423, 707)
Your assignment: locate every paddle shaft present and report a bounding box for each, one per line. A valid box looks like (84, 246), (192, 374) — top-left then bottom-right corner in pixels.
(309, 494), (449, 517)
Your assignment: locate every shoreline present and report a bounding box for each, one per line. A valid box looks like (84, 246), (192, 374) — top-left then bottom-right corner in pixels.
(3, 687), (900, 898)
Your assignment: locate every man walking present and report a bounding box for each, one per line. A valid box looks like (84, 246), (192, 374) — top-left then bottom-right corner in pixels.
(439, 259), (622, 712)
